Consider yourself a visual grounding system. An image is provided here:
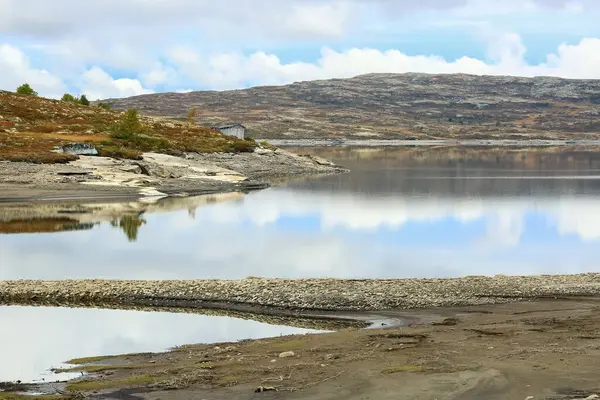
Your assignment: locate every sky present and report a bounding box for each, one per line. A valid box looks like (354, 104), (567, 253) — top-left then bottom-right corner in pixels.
(1, 0), (600, 99)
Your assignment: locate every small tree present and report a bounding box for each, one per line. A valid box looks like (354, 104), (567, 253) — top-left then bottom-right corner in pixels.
(187, 108), (197, 125)
(97, 102), (111, 110)
(112, 109), (143, 138)
(61, 93), (77, 102)
(16, 83), (37, 96)
(78, 94), (90, 106)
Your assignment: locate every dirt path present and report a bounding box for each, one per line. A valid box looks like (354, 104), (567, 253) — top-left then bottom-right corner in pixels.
(5, 298), (600, 400)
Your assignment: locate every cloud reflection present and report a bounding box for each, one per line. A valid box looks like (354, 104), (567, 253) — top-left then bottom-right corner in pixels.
(1, 189), (600, 280)
(0, 306), (319, 383)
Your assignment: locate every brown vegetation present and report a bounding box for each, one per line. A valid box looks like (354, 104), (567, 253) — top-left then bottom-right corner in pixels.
(0, 90), (257, 164)
(101, 73), (600, 140)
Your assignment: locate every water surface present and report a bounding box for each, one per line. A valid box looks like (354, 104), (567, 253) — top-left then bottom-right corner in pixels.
(3, 146), (600, 382)
(0, 306), (320, 383)
(2, 146), (600, 280)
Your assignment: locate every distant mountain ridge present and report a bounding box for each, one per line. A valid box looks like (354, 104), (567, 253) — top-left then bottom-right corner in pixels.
(102, 73), (600, 140)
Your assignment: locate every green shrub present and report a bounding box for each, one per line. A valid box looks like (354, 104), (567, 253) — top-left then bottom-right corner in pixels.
(61, 93), (77, 102)
(16, 83), (37, 96)
(231, 140), (256, 153)
(187, 108), (197, 124)
(97, 145), (143, 160)
(79, 94), (90, 106)
(97, 102), (111, 110)
(112, 109), (143, 136)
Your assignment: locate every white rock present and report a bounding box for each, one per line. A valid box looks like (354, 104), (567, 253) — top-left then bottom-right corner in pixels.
(278, 351), (295, 358)
(585, 395), (599, 400)
(255, 148), (274, 155)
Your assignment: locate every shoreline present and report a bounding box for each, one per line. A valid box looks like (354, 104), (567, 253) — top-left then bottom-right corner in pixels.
(3, 274), (600, 312)
(0, 147), (347, 203)
(265, 138), (600, 147)
(3, 297), (600, 399)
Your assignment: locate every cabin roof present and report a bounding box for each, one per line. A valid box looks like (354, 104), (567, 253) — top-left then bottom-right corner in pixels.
(210, 123), (246, 130)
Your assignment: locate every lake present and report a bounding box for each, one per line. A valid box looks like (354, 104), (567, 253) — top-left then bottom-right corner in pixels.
(3, 146), (600, 280)
(2, 145), (600, 382)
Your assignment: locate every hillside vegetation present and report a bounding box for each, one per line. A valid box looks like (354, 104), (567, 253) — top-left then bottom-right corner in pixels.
(102, 73), (600, 140)
(0, 90), (256, 164)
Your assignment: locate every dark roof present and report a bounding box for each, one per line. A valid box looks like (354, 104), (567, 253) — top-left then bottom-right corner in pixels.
(210, 123), (246, 130)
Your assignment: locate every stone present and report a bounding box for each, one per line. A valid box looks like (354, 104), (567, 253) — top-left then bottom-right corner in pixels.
(308, 155), (334, 166)
(119, 165), (143, 174)
(56, 171), (92, 176)
(278, 351), (295, 358)
(254, 148), (274, 155)
(61, 143), (98, 156)
(585, 396), (599, 400)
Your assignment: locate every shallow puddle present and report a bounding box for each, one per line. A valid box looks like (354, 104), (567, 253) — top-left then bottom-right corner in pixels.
(0, 306), (322, 383)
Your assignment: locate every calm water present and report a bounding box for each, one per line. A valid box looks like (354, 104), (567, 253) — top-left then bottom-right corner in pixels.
(0, 306), (320, 382)
(2, 146), (600, 279)
(2, 146), (600, 382)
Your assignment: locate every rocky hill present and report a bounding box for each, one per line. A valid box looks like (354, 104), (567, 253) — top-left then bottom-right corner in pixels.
(102, 73), (600, 140)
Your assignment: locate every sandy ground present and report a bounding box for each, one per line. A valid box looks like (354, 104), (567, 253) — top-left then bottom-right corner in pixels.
(5, 298), (600, 400)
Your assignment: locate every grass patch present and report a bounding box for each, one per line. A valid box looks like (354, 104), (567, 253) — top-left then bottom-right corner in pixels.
(53, 364), (141, 374)
(66, 374), (156, 392)
(0, 394), (65, 400)
(65, 355), (122, 365)
(259, 140), (278, 151)
(96, 145), (143, 160)
(381, 365), (424, 374)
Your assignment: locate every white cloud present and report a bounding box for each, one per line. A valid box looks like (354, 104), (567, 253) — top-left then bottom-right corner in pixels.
(80, 66), (153, 100)
(0, 44), (65, 97)
(152, 34), (600, 90)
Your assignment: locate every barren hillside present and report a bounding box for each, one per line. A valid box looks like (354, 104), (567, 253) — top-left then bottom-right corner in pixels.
(102, 73), (600, 140)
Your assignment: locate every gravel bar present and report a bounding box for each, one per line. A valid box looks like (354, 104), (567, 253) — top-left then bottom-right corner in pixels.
(2, 274), (600, 311)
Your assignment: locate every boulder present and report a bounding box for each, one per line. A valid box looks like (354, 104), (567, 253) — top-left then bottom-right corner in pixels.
(61, 143), (98, 156)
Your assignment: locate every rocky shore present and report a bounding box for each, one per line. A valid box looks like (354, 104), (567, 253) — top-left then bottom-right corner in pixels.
(0, 147), (347, 202)
(2, 274), (600, 313)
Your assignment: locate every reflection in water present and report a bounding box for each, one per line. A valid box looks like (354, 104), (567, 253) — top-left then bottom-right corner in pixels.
(110, 214), (146, 242)
(1, 146), (600, 280)
(0, 306), (320, 383)
(0, 218), (96, 234)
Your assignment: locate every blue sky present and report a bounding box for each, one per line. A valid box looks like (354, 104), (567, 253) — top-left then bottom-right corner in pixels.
(1, 0), (600, 99)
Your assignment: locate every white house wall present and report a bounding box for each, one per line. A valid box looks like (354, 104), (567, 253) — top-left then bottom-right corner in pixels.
(220, 126), (245, 139)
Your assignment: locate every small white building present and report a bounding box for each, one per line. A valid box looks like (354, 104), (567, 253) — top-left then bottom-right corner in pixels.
(211, 123), (246, 139)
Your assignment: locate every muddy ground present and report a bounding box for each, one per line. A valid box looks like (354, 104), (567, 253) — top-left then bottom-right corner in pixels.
(4, 298), (600, 400)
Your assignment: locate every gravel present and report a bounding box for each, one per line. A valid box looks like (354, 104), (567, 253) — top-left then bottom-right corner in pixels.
(2, 274), (600, 312)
